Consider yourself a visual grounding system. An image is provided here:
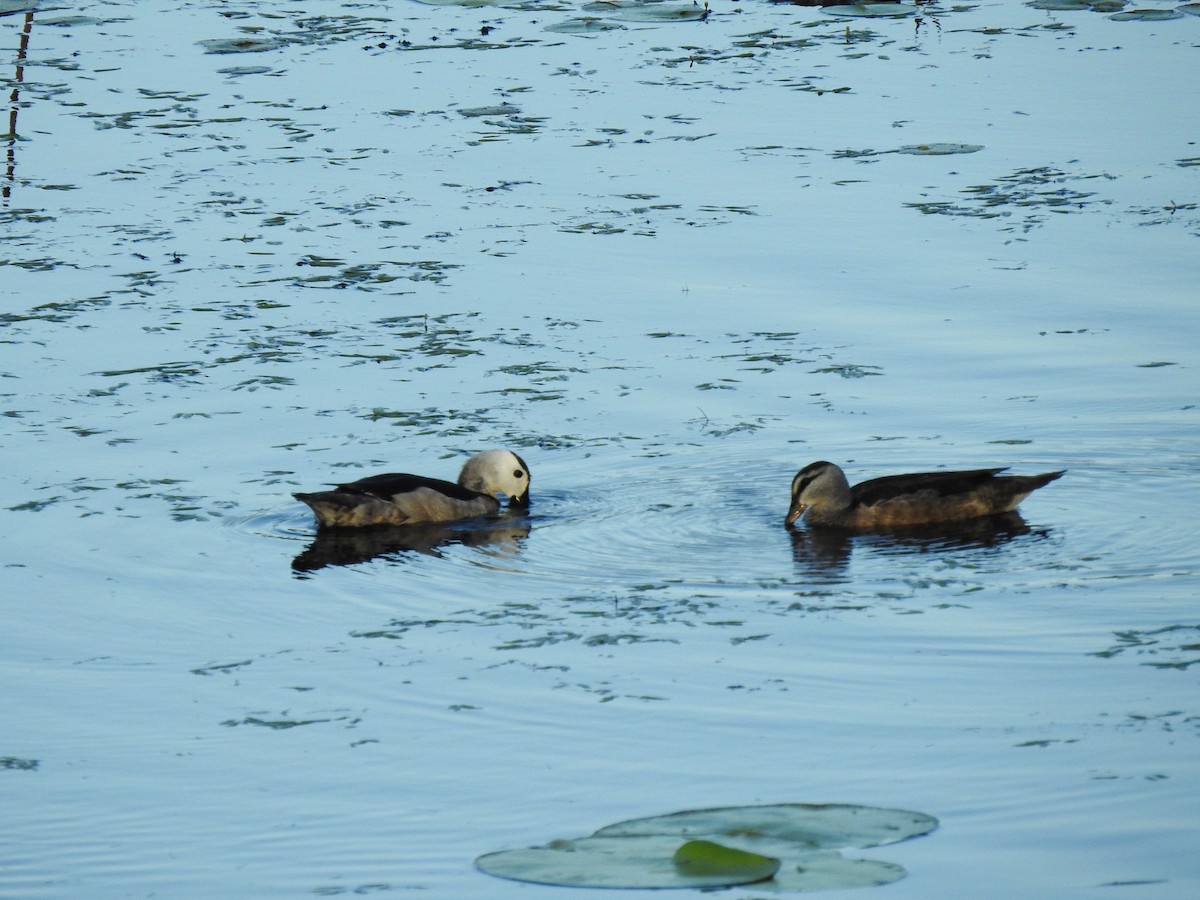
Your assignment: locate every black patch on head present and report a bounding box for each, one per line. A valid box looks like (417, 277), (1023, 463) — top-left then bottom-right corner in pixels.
(508, 451), (531, 507)
(797, 461), (833, 478)
(793, 461), (832, 493)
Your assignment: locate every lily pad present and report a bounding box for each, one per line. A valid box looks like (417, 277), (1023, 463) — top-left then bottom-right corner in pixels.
(0, 0), (42, 15)
(458, 105), (521, 118)
(545, 16), (626, 33)
(217, 66), (274, 76)
(198, 37), (283, 54)
(824, 3), (918, 17)
(1109, 7), (1183, 18)
(605, 2), (711, 22)
(596, 803), (937, 850)
(476, 803), (937, 891)
(896, 143), (984, 156)
(477, 835), (778, 889)
(1026, 0), (1089, 9)
(673, 839), (782, 881)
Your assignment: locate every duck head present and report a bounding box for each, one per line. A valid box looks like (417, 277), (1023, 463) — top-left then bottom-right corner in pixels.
(458, 449), (531, 507)
(786, 460), (850, 527)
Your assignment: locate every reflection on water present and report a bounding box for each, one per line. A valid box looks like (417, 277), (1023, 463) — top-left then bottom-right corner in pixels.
(292, 515), (530, 572)
(788, 513), (1044, 580)
(3, 9), (34, 204)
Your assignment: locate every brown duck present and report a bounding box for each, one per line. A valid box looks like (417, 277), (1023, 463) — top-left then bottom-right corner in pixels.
(295, 449), (530, 529)
(785, 461), (1064, 530)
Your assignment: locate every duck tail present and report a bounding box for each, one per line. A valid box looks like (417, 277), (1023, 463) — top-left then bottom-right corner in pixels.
(1030, 470), (1066, 489)
(997, 470), (1065, 511)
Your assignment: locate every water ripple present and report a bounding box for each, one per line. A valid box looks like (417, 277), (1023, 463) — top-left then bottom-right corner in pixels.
(233, 445), (1196, 619)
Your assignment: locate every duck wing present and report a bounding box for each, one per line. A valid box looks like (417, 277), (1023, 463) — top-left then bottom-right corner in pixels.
(335, 472), (481, 503)
(849, 468), (1008, 508)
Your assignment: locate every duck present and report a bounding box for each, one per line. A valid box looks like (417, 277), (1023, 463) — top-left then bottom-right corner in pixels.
(294, 448), (530, 529)
(786, 461), (1064, 530)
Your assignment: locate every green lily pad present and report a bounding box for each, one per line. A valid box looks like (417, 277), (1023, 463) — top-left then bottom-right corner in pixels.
(764, 853), (908, 892)
(824, 3), (918, 17)
(596, 803), (937, 850)
(476, 803), (937, 891)
(673, 839), (781, 881)
(476, 835), (778, 889)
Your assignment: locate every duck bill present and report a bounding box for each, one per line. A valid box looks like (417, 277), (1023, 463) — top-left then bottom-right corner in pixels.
(784, 502), (807, 528)
(508, 492), (530, 509)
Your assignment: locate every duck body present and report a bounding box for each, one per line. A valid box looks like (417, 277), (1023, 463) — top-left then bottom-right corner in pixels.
(786, 461), (1064, 530)
(295, 449), (530, 529)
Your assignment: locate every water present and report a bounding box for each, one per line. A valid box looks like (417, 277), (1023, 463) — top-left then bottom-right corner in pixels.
(2, 1), (1198, 897)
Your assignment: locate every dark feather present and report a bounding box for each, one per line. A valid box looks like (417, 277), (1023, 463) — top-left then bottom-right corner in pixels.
(849, 468), (1009, 509)
(334, 472), (482, 503)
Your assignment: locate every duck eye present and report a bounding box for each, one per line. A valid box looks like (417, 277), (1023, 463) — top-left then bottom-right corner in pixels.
(514, 469), (526, 479)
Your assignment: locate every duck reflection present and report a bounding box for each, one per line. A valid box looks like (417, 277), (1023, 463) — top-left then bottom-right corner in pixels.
(789, 512), (1041, 577)
(292, 515), (530, 572)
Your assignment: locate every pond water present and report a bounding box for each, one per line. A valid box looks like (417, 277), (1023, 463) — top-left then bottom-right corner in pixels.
(2, 0), (1198, 897)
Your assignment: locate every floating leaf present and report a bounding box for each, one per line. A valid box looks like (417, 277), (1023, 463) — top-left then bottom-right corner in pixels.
(608, 2), (711, 22)
(896, 143), (984, 156)
(476, 835), (775, 889)
(217, 65), (274, 76)
(673, 839), (781, 881)
(770, 853), (908, 892)
(476, 803), (936, 891)
(458, 105), (521, 118)
(596, 803), (937, 850)
(1109, 7), (1183, 18)
(545, 16), (626, 33)
(1026, 0), (1090, 9)
(197, 37), (283, 54)
(0, 1), (42, 14)
(824, 3), (918, 17)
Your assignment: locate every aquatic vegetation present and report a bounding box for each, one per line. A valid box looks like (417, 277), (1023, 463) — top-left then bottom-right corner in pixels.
(0, 756), (39, 771)
(1091, 625), (1200, 670)
(1109, 7), (1184, 19)
(895, 142), (984, 155)
(477, 803), (937, 890)
(905, 166), (1116, 231)
(822, 3), (920, 17)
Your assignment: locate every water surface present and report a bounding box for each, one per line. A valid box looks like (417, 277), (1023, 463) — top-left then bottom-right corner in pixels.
(2, 1), (1198, 897)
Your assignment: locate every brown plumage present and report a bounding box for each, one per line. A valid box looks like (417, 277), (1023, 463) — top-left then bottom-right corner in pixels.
(786, 461), (1064, 530)
(295, 449), (530, 529)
